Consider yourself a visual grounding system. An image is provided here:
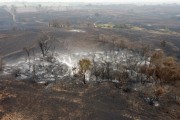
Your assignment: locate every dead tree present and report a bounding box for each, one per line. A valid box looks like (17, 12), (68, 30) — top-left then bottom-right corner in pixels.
(160, 40), (166, 48)
(38, 33), (54, 57)
(31, 48), (37, 80)
(100, 51), (112, 81)
(10, 5), (17, 23)
(91, 52), (98, 81)
(23, 47), (31, 70)
(0, 57), (4, 72)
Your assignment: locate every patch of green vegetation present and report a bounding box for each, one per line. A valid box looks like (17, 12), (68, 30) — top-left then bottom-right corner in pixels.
(113, 24), (131, 29)
(96, 23), (114, 28)
(96, 23), (132, 29)
(158, 27), (171, 33)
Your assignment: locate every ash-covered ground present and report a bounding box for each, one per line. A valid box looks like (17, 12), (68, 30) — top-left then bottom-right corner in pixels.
(0, 48), (179, 120)
(0, 3), (180, 120)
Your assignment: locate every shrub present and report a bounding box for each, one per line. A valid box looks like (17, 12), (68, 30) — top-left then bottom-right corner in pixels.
(154, 86), (165, 100)
(163, 57), (176, 66)
(12, 68), (21, 78)
(138, 49), (180, 85)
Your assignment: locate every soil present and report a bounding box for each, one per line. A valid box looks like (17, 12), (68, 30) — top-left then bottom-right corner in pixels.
(0, 77), (179, 120)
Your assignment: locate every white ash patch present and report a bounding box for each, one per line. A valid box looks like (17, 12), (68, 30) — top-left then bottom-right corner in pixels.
(67, 29), (86, 33)
(3, 49), (148, 85)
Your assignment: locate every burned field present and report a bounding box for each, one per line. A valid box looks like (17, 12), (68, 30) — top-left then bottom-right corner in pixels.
(0, 78), (179, 120)
(0, 3), (180, 120)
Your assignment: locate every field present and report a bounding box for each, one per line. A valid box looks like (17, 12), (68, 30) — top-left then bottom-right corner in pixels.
(0, 2), (180, 120)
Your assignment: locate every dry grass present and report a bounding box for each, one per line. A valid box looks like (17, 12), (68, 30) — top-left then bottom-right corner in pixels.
(139, 50), (180, 84)
(2, 112), (27, 120)
(0, 92), (16, 101)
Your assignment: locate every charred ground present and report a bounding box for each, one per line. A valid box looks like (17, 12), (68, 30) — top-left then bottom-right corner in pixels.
(0, 3), (180, 120)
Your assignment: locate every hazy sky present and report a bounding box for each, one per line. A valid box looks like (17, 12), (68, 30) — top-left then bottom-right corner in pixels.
(0, 0), (179, 3)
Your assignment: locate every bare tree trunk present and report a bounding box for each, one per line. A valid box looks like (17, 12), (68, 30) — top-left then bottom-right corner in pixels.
(0, 57), (3, 72)
(32, 49), (36, 80)
(24, 47), (31, 70)
(83, 74), (86, 84)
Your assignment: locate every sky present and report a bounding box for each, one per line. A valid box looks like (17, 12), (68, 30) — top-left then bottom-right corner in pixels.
(0, 0), (179, 4)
